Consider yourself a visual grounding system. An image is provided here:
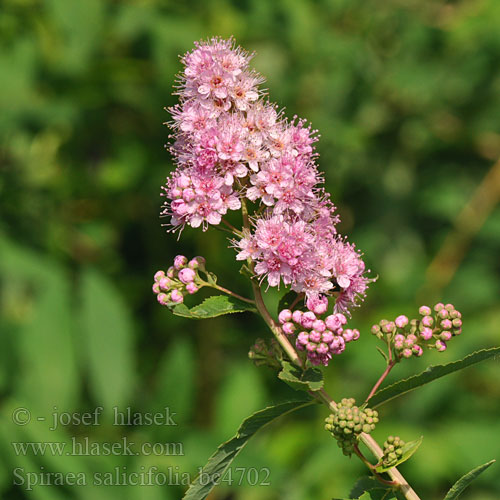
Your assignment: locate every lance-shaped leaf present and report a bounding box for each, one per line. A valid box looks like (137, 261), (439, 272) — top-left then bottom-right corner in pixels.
(369, 347), (500, 408)
(375, 437), (423, 473)
(278, 360), (324, 391)
(443, 460), (495, 500)
(173, 295), (256, 319)
(182, 399), (313, 500)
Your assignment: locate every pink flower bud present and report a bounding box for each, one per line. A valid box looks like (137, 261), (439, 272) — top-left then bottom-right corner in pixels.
(322, 331), (334, 343)
(342, 329), (357, 342)
(316, 343), (329, 355)
(452, 318), (462, 328)
(421, 315), (434, 327)
(420, 327), (433, 340)
(167, 266), (176, 278)
(189, 256), (206, 270)
(402, 348), (413, 358)
(159, 277), (172, 291)
(170, 289), (184, 303)
(296, 332), (309, 347)
(154, 270), (165, 282)
(395, 315), (409, 328)
(301, 311), (316, 329)
(440, 331), (452, 341)
(292, 310), (303, 324)
(174, 255), (188, 270)
(306, 295), (328, 315)
(312, 319), (326, 333)
(178, 267), (196, 284)
(412, 345), (423, 357)
(309, 330), (322, 343)
(282, 322), (296, 335)
(434, 302), (444, 312)
(404, 334), (417, 348)
(152, 283), (160, 294)
(278, 309), (292, 324)
(436, 339), (447, 352)
(157, 293), (169, 306)
(419, 305), (431, 316)
(325, 314), (341, 331)
(186, 282), (199, 294)
(440, 319), (452, 330)
(394, 334), (405, 349)
(438, 309), (449, 319)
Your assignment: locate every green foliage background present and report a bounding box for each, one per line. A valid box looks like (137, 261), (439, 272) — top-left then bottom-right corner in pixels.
(1, 0), (499, 499)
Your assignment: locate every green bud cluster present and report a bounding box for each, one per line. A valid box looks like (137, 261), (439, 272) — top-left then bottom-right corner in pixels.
(382, 435), (405, 467)
(248, 338), (283, 369)
(324, 398), (379, 456)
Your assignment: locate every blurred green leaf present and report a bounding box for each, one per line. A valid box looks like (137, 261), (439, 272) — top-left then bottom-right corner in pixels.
(370, 348), (500, 408)
(182, 399), (313, 500)
(277, 290), (299, 314)
(278, 361), (324, 392)
(443, 460), (496, 500)
(375, 437), (423, 473)
(173, 295), (256, 319)
(80, 268), (135, 410)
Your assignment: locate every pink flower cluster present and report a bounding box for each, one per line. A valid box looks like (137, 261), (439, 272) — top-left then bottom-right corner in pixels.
(153, 255), (205, 307)
(162, 38), (372, 314)
(371, 303), (462, 359)
(278, 304), (360, 367)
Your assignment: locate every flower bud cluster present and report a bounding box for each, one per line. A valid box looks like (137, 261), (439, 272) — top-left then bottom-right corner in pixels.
(248, 338), (283, 369)
(324, 398), (379, 456)
(152, 255), (206, 307)
(382, 436), (405, 467)
(278, 301), (360, 366)
(371, 303), (462, 359)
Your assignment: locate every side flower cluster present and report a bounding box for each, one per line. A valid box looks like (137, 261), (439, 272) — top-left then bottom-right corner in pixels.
(162, 37), (373, 314)
(278, 301), (360, 366)
(152, 255), (206, 307)
(381, 436), (405, 468)
(325, 398), (379, 456)
(371, 303), (462, 359)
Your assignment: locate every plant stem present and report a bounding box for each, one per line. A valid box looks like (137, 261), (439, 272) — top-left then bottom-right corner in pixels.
(221, 218), (244, 237)
(365, 360), (396, 403)
(210, 283), (256, 305)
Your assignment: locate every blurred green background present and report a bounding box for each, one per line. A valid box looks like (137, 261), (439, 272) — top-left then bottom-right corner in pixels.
(1, 0), (499, 499)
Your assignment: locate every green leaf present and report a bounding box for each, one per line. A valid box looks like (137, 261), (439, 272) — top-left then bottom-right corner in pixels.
(278, 360), (324, 392)
(443, 460), (496, 500)
(173, 295), (256, 319)
(277, 289), (299, 314)
(348, 477), (402, 500)
(369, 347), (500, 408)
(182, 399), (313, 500)
(375, 437), (423, 473)
(350, 477), (383, 498)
